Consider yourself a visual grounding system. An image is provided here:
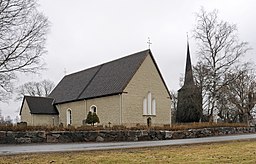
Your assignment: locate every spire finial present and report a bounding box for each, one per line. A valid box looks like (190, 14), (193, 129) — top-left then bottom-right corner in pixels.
(186, 32), (189, 44)
(64, 68), (67, 76)
(147, 37), (152, 49)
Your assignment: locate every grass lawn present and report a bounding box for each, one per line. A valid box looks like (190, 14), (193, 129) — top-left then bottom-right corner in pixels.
(1, 140), (256, 163)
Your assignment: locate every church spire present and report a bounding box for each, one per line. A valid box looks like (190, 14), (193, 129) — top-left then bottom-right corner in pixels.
(176, 35), (203, 123)
(184, 38), (194, 85)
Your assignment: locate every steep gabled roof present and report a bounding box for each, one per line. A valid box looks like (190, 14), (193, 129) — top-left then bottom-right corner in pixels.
(20, 96), (59, 115)
(49, 50), (150, 104)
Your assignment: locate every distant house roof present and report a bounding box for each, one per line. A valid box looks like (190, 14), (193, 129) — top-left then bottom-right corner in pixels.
(20, 96), (59, 115)
(49, 49), (155, 104)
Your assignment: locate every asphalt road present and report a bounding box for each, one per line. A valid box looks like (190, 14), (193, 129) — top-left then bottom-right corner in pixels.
(1, 134), (256, 155)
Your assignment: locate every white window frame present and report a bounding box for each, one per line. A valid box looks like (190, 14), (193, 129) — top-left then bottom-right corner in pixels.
(143, 92), (156, 116)
(67, 108), (72, 125)
(143, 98), (147, 115)
(152, 98), (156, 115)
(90, 105), (97, 113)
(147, 92), (152, 115)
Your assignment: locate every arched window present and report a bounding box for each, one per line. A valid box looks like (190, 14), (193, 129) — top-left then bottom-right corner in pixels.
(147, 92), (152, 115)
(67, 109), (72, 125)
(142, 92), (156, 116)
(152, 98), (156, 115)
(143, 98), (147, 115)
(90, 105), (97, 113)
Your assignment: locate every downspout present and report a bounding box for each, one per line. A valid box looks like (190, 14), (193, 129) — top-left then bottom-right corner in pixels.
(57, 104), (60, 124)
(119, 94), (122, 125)
(84, 99), (87, 117)
(31, 113), (33, 126)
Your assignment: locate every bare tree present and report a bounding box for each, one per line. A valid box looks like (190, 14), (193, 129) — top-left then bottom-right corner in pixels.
(170, 90), (177, 123)
(0, 109), (4, 122)
(16, 79), (54, 100)
(0, 0), (49, 102)
(193, 8), (250, 121)
(216, 86), (236, 122)
(170, 90), (178, 110)
(193, 62), (211, 116)
(224, 63), (256, 124)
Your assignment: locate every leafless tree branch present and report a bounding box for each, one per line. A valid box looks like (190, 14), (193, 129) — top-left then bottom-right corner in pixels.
(193, 8), (250, 122)
(15, 79), (55, 101)
(0, 0), (49, 101)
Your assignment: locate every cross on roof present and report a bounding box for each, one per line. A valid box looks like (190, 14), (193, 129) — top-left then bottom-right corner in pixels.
(64, 68), (67, 76)
(147, 37), (152, 49)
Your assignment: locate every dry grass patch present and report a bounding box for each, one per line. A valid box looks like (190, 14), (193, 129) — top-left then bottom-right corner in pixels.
(1, 140), (256, 163)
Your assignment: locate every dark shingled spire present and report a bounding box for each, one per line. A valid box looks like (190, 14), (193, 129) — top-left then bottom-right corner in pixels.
(184, 40), (194, 85)
(176, 39), (202, 123)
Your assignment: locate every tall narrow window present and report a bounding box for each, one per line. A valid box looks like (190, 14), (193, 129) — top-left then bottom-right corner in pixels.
(143, 98), (147, 115)
(90, 105), (97, 113)
(67, 109), (72, 125)
(147, 92), (152, 115)
(152, 98), (156, 115)
(142, 92), (156, 116)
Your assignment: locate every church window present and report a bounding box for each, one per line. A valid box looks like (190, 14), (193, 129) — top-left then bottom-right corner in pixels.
(90, 105), (97, 113)
(143, 98), (147, 115)
(143, 92), (156, 116)
(147, 92), (152, 115)
(152, 98), (156, 115)
(67, 109), (72, 125)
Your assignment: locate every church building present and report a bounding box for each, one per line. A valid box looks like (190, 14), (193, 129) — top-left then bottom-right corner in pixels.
(20, 50), (172, 127)
(176, 42), (202, 123)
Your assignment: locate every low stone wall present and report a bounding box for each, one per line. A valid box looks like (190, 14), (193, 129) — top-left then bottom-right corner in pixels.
(0, 127), (255, 144)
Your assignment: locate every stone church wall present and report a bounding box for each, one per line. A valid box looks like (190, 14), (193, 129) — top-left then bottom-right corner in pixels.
(56, 95), (121, 127)
(56, 100), (86, 127)
(86, 95), (121, 126)
(20, 100), (32, 125)
(20, 100), (59, 126)
(123, 54), (171, 127)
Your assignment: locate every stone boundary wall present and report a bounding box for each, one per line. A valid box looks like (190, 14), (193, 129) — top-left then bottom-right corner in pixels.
(0, 127), (255, 144)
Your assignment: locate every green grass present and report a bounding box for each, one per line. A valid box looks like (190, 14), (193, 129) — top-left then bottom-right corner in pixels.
(1, 140), (256, 163)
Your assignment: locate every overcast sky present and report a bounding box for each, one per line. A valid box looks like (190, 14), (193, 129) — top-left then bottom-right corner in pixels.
(1, 0), (256, 118)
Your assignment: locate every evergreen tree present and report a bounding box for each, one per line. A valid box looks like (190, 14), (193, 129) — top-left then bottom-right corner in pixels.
(85, 111), (100, 126)
(85, 111), (93, 125)
(92, 112), (100, 126)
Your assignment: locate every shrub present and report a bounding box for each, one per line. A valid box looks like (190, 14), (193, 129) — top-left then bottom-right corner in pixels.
(85, 112), (100, 126)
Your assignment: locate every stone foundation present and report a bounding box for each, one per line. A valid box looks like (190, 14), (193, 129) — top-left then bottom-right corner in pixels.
(0, 127), (255, 144)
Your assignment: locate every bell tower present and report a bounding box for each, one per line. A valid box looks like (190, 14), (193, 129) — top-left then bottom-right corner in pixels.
(176, 39), (202, 123)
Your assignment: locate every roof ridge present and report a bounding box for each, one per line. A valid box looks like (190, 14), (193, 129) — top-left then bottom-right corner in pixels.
(63, 65), (100, 78)
(76, 64), (103, 99)
(24, 95), (54, 99)
(105, 49), (149, 65)
(64, 49), (149, 78)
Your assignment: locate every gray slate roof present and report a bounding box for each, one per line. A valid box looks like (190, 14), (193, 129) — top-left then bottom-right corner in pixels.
(20, 96), (59, 115)
(49, 50), (151, 104)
